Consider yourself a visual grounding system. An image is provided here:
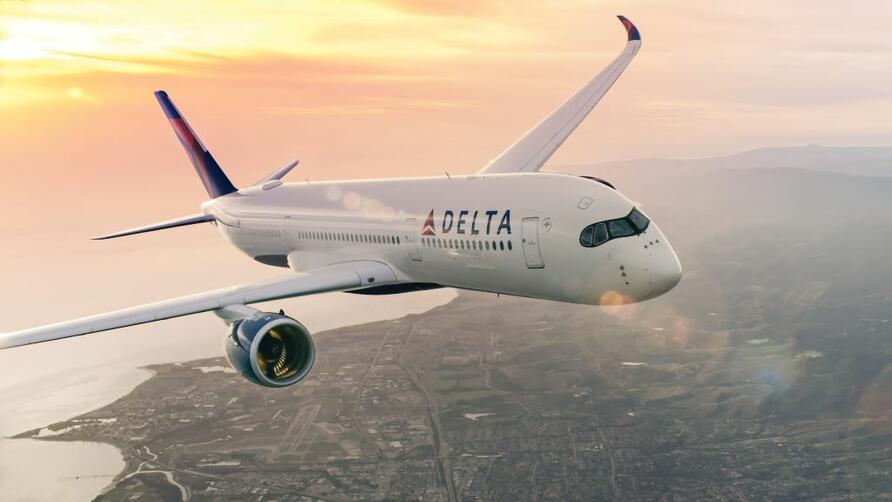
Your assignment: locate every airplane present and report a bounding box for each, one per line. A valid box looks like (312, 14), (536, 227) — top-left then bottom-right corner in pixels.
(0, 16), (680, 388)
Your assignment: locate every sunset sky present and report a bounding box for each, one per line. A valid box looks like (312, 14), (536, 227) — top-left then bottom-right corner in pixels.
(1, 1), (891, 361)
(4, 1), (892, 181)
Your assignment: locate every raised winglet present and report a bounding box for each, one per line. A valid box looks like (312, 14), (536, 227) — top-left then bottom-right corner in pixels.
(617, 15), (641, 42)
(478, 16), (642, 175)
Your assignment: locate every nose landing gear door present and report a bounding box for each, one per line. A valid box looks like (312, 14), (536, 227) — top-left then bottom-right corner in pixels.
(404, 218), (422, 262)
(521, 217), (544, 269)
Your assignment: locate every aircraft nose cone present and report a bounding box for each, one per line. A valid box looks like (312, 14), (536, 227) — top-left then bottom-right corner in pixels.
(637, 232), (682, 301)
(657, 250), (682, 293)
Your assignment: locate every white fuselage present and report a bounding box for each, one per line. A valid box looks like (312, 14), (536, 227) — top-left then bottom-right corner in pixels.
(205, 172), (682, 305)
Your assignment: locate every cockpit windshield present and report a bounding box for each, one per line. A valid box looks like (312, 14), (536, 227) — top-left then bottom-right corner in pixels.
(608, 219), (636, 238)
(579, 208), (650, 248)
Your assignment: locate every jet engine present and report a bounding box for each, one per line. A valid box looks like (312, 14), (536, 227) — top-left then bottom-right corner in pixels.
(223, 310), (315, 387)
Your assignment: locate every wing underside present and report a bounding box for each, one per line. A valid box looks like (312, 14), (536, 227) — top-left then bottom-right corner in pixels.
(479, 15), (641, 175)
(0, 261), (397, 349)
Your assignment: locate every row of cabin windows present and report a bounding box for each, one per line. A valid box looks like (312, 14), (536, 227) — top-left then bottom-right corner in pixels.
(298, 231), (401, 246)
(235, 228), (282, 238)
(421, 237), (513, 252)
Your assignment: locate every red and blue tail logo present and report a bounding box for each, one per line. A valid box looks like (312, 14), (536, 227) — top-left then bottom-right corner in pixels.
(155, 90), (237, 199)
(422, 210), (436, 236)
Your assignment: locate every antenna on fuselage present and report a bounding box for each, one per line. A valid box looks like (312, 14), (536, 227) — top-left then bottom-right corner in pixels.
(445, 171), (452, 180)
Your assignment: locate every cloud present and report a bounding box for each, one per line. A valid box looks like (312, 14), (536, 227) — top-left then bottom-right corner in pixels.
(377, 0), (504, 17)
(265, 96), (470, 116)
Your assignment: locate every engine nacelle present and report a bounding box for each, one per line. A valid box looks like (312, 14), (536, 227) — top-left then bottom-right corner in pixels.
(223, 312), (315, 387)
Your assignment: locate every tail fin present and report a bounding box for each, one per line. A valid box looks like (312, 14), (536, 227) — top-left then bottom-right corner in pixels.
(154, 90), (237, 198)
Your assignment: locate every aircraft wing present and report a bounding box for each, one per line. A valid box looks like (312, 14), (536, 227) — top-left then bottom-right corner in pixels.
(479, 15), (641, 175)
(0, 261), (397, 350)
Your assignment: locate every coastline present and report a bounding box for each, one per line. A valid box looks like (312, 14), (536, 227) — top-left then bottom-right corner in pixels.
(0, 367), (155, 502)
(5, 288), (459, 501)
(1, 366), (155, 438)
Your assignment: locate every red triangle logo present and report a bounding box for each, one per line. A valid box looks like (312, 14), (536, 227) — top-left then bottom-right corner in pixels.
(421, 209), (436, 236)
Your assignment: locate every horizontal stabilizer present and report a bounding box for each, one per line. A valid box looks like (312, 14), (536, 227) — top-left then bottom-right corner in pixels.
(253, 159), (299, 186)
(93, 213), (215, 240)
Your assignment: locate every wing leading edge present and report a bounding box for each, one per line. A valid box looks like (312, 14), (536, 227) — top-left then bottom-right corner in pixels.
(479, 15), (642, 175)
(0, 261), (397, 349)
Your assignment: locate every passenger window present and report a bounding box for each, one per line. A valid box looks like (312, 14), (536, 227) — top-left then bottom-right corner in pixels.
(629, 208), (650, 231)
(579, 225), (595, 247)
(593, 222), (608, 245)
(608, 219), (635, 238)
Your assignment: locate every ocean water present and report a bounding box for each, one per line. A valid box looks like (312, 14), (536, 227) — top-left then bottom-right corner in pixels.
(0, 439), (124, 502)
(0, 288), (457, 501)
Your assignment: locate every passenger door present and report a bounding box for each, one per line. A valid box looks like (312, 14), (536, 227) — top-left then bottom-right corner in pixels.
(404, 218), (422, 262)
(521, 217), (544, 269)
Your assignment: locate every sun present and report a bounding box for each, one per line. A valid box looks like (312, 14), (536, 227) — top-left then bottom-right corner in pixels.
(0, 37), (48, 61)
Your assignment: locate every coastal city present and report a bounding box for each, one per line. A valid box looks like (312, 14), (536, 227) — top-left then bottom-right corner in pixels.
(28, 287), (891, 501)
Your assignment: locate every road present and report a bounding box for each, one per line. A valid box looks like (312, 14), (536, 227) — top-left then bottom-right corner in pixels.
(398, 320), (459, 502)
(350, 326), (393, 458)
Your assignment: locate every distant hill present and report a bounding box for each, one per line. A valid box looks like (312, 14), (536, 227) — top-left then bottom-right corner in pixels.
(565, 162), (892, 239)
(561, 144), (892, 178)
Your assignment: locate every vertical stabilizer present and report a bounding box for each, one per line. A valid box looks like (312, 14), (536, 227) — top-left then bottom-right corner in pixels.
(154, 90), (237, 198)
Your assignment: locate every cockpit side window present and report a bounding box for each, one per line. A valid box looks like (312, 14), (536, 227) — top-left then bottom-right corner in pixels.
(578, 208), (650, 248)
(579, 225), (595, 247)
(628, 208), (650, 232)
(608, 219), (635, 238)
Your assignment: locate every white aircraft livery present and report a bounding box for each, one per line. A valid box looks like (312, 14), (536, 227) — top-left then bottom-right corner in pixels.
(0, 16), (681, 387)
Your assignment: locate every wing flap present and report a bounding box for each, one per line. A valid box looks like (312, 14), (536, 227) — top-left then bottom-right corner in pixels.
(479, 15), (641, 175)
(0, 261), (397, 349)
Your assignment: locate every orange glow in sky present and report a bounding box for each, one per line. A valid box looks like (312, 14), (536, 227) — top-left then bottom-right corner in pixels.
(2, 1), (891, 194)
